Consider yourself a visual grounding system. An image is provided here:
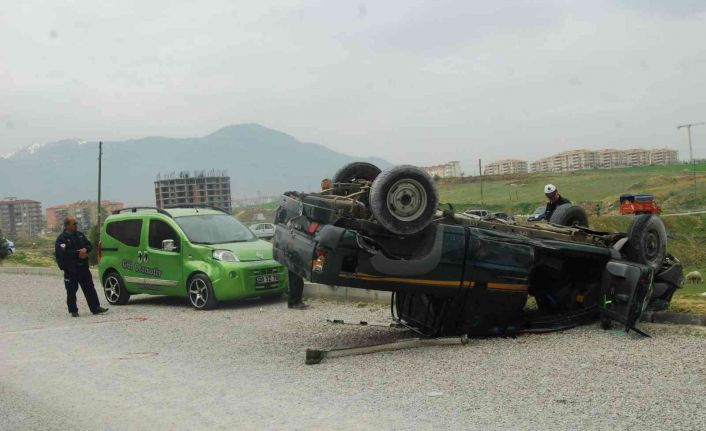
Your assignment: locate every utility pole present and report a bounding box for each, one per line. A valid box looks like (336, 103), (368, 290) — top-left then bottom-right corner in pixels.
(97, 141), (103, 229)
(677, 122), (705, 205)
(479, 159), (484, 206)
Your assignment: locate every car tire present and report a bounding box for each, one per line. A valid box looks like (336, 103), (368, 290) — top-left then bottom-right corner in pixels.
(332, 162), (381, 185)
(549, 204), (589, 227)
(103, 271), (130, 305)
(625, 214), (667, 272)
(369, 165), (439, 235)
(187, 274), (218, 310)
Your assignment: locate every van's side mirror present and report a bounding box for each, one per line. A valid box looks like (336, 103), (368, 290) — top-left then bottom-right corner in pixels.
(162, 239), (177, 252)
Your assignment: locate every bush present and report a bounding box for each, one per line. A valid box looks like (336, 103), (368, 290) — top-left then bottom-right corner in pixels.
(88, 225), (100, 265)
(0, 230), (8, 261)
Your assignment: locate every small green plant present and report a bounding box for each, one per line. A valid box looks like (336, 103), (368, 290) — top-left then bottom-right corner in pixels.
(88, 224), (100, 265)
(0, 230), (8, 261)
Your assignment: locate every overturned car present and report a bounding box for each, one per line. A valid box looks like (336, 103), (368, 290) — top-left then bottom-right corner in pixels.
(274, 163), (683, 337)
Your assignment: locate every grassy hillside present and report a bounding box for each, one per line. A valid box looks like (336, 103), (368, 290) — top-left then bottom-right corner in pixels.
(438, 162), (706, 214)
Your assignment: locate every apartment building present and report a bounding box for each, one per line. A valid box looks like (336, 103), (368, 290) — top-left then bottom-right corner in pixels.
(649, 148), (678, 165)
(484, 159), (528, 176)
(155, 170), (232, 212)
(530, 147), (678, 172)
(622, 149), (650, 167)
(563, 149), (597, 170)
(529, 158), (550, 173)
(595, 149), (622, 169)
(421, 161), (462, 178)
(46, 200), (124, 231)
(0, 198), (43, 239)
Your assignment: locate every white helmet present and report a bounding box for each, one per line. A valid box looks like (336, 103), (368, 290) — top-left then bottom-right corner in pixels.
(544, 184), (557, 194)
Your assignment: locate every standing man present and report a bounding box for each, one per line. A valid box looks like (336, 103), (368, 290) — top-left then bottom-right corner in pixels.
(55, 217), (108, 317)
(543, 184), (571, 222)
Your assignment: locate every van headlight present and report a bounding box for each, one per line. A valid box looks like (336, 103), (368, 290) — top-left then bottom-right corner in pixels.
(213, 250), (239, 262)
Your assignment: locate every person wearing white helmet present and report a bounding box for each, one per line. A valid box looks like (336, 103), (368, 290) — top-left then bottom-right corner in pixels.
(543, 184), (570, 221)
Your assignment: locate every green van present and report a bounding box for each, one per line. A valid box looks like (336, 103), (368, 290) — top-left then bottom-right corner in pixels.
(98, 206), (287, 309)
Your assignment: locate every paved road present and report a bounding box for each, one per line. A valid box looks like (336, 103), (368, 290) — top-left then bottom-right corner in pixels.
(2, 274), (706, 431)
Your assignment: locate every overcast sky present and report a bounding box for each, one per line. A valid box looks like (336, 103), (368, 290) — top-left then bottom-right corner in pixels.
(2, 0), (706, 171)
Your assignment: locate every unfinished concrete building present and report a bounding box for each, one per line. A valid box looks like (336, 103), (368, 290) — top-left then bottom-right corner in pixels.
(155, 170), (232, 213)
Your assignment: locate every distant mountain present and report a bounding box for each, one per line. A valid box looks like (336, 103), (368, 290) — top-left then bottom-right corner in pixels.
(0, 124), (392, 207)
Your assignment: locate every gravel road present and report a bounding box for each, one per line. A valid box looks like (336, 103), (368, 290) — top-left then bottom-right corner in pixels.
(1, 273), (705, 431)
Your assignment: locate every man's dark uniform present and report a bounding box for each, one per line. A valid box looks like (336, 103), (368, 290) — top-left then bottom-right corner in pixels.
(544, 195), (571, 222)
(55, 229), (102, 314)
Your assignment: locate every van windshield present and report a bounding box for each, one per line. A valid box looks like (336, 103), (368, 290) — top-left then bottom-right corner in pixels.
(174, 214), (257, 244)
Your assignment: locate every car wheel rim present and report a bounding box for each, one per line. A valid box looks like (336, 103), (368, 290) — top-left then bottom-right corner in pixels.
(386, 178), (427, 222)
(104, 276), (121, 303)
(189, 279), (208, 308)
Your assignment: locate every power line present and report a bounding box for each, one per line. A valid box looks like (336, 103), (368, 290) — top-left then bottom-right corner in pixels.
(676, 122), (706, 205)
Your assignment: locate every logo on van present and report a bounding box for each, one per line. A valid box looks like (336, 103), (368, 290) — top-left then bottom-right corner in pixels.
(122, 260), (163, 277)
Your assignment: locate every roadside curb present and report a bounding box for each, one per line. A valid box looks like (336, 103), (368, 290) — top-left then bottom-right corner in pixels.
(0, 267), (99, 278)
(641, 311), (706, 326)
(304, 282), (391, 305)
(3, 267), (705, 326)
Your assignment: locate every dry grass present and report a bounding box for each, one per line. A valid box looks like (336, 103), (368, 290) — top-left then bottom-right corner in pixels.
(670, 295), (706, 314)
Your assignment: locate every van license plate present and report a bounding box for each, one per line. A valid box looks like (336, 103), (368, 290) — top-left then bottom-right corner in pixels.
(256, 274), (279, 287)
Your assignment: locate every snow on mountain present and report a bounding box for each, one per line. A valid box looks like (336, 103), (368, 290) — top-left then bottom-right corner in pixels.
(25, 143), (45, 154)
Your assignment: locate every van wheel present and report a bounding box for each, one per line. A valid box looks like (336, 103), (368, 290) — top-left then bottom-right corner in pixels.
(625, 214), (667, 272)
(103, 271), (130, 305)
(549, 204), (589, 227)
(187, 274), (218, 310)
(332, 162), (381, 184)
(369, 165), (439, 235)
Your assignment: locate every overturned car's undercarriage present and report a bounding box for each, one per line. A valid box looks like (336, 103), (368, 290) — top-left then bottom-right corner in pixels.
(274, 162), (684, 337)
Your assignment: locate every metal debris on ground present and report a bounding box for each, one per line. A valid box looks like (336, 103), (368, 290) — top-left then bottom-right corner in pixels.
(305, 335), (469, 365)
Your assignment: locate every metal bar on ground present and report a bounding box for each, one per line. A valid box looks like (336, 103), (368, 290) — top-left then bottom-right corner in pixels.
(305, 335), (469, 365)
(326, 318), (406, 328)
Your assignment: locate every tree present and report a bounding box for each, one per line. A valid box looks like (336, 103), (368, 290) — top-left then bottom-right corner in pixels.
(88, 225), (100, 265)
(0, 230), (8, 261)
